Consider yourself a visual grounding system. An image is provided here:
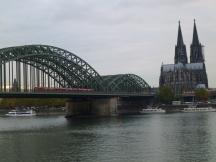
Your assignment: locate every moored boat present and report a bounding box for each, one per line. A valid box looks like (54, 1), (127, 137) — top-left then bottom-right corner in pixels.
(181, 105), (216, 113)
(139, 106), (166, 114)
(6, 109), (36, 117)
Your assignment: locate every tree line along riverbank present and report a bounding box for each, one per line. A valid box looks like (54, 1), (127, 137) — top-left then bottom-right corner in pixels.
(0, 98), (65, 108)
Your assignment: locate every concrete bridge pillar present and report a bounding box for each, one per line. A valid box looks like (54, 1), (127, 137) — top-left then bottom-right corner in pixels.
(117, 97), (152, 114)
(65, 98), (91, 118)
(91, 97), (118, 116)
(65, 96), (153, 117)
(65, 97), (118, 118)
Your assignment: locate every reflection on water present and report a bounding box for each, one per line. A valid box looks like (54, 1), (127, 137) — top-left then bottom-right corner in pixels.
(0, 113), (216, 162)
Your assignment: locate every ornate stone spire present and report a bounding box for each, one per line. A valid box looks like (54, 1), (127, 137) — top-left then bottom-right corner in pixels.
(192, 19), (200, 45)
(177, 21), (184, 46)
(175, 21), (188, 64)
(190, 20), (204, 63)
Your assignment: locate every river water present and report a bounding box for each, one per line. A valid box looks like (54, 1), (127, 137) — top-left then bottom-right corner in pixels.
(0, 112), (216, 162)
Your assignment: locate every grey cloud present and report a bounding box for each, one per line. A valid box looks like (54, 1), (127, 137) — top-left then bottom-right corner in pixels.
(0, 0), (215, 87)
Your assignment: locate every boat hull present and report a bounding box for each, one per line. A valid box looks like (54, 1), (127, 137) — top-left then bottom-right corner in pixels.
(6, 113), (36, 117)
(181, 107), (216, 113)
(139, 109), (166, 114)
(6, 110), (36, 117)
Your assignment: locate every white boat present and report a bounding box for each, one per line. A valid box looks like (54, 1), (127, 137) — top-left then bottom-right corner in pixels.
(139, 106), (166, 114)
(181, 106), (216, 113)
(6, 109), (36, 117)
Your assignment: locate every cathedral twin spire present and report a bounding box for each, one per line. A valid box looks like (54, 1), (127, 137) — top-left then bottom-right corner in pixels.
(192, 20), (200, 45)
(190, 20), (204, 63)
(175, 21), (188, 64)
(177, 21), (184, 47)
(175, 20), (204, 64)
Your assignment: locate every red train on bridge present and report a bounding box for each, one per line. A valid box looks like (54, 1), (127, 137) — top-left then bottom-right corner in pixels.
(34, 87), (94, 93)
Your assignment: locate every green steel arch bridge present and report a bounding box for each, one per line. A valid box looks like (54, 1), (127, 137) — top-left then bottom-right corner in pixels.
(0, 45), (152, 98)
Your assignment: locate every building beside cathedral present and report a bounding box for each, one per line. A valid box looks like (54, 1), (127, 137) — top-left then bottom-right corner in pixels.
(159, 21), (208, 96)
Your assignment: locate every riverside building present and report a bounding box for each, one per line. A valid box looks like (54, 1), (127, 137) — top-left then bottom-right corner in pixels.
(159, 20), (208, 95)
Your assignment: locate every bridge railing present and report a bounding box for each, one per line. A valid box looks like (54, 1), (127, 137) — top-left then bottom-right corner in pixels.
(0, 88), (154, 96)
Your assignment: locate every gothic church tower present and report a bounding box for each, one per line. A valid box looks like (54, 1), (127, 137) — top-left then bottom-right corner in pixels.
(160, 20), (209, 96)
(190, 20), (204, 63)
(175, 22), (188, 64)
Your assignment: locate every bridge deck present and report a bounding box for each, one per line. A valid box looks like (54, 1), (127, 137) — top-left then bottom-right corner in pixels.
(0, 92), (154, 98)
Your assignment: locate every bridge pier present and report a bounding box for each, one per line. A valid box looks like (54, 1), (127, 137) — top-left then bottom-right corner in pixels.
(65, 97), (118, 117)
(117, 96), (152, 115)
(65, 98), (91, 117)
(65, 96), (153, 117)
(91, 97), (118, 116)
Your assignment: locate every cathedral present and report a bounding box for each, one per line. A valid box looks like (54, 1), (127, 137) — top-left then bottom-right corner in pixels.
(159, 20), (208, 95)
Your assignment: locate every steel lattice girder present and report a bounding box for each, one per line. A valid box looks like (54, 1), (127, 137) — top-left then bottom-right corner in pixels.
(102, 74), (151, 92)
(0, 45), (103, 90)
(0, 45), (151, 93)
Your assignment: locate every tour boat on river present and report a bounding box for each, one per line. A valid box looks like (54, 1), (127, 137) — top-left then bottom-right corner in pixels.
(139, 106), (166, 114)
(6, 109), (36, 117)
(181, 106), (216, 113)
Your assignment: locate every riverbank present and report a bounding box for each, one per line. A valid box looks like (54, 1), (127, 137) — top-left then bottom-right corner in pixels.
(0, 98), (66, 115)
(0, 98), (65, 108)
(160, 103), (216, 113)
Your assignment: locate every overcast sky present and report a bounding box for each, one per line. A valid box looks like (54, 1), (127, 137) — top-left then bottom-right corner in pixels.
(0, 0), (215, 87)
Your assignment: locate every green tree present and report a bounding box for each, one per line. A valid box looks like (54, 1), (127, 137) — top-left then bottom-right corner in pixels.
(0, 98), (66, 108)
(195, 88), (208, 102)
(158, 86), (174, 104)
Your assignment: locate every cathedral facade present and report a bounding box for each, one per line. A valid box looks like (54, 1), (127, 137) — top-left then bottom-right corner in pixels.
(159, 21), (208, 95)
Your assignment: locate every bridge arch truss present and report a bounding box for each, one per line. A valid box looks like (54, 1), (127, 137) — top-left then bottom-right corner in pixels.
(102, 74), (151, 93)
(0, 45), (103, 92)
(0, 45), (151, 94)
